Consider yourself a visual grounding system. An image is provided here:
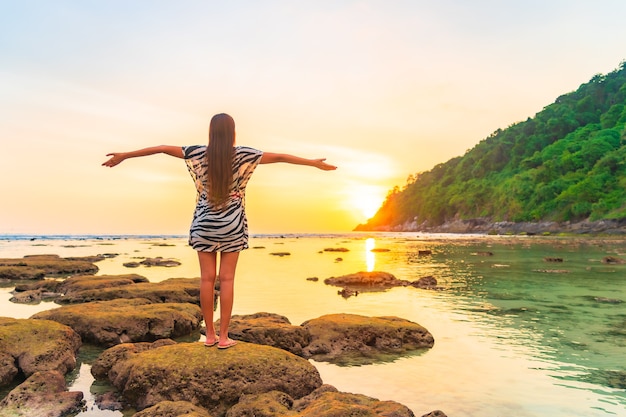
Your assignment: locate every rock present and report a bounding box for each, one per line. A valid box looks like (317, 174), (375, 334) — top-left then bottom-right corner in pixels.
(220, 312), (311, 356)
(410, 275), (439, 289)
(94, 391), (125, 411)
(532, 269), (569, 273)
(301, 314), (434, 364)
(289, 384), (415, 417)
(108, 342), (322, 415)
(418, 250), (432, 256)
(226, 390), (293, 417)
(422, 411), (448, 417)
(324, 271), (408, 290)
(60, 273), (149, 293)
(0, 254), (98, 280)
(471, 251), (494, 256)
(0, 317), (81, 386)
(135, 400), (213, 417)
(91, 339), (177, 380)
(338, 288), (359, 298)
(123, 261), (140, 268)
(139, 257), (182, 267)
(370, 248), (390, 253)
(270, 252), (291, 257)
(306, 277), (319, 282)
(31, 299), (202, 347)
(54, 276), (200, 305)
(0, 370), (84, 417)
(323, 247), (350, 252)
(544, 257), (564, 262)
(9, 288), (45, 304)
(602, 256), (625, 264)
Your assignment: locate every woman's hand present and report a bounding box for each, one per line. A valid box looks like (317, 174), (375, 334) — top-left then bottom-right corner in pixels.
(312, 158), (337, 171)
(102, 153), (127, 167)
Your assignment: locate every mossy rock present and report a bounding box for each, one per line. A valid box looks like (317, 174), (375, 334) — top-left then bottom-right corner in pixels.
(91, 339), (177, 380)
(55, 276), (200, 304)
(109, 341), (322, 415)
(227, 385), (416, 417)
(0, 370), (84, 417)
(301, 314), (434, 364)
(0, 254), (98, 280)
(31, 298), (202, 347)
(0, 317), (81, 386)
(10, 274), (150, 304)
(221, 312), (311, 356)
(60, 273), (149, 293)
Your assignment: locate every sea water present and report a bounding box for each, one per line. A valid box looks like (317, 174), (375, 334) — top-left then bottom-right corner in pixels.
(0, 233), (624, 417)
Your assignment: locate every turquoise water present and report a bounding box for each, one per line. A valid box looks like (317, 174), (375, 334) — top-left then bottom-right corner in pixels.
(1, 233), (625, 416)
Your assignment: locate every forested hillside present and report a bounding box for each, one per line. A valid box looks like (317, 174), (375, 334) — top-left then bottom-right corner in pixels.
(356, 62), (626, 232)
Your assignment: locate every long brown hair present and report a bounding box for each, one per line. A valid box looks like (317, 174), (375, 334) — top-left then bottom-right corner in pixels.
(205, 113), (235, 207)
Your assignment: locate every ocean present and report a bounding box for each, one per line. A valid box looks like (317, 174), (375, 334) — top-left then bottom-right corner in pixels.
(1, 233), (625, 416)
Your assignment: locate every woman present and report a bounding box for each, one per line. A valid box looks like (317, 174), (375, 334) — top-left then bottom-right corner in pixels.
(103, 113), (336, 349)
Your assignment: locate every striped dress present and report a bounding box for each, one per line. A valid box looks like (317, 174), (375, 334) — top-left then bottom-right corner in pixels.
(183, 145), (263, 252)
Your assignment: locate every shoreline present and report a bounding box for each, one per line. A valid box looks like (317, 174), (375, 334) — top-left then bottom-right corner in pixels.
(355, 218), (626, 236)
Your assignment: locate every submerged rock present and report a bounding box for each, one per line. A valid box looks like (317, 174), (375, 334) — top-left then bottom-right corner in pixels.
(602, 255), (625, 264)
(31, 298), (202, 347)
(0, 370), (84, 417)
(0, 317), (81, 386)
(107, 341), (322, 415)
(301, 313), (434, 364)
(0, 254), (98, 280)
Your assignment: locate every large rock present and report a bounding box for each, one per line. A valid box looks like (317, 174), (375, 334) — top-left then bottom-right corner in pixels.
(0, 317), (81, 386)
(324, 271), (408, 289)
(56, 276), (200, 304)
(108, 341), (322, 416)
(220, 312), (311, 356)
(0, 370), (84, 417)
(324, 271), (440, 296)
(134, 400), (213, 417)
(91, 339), (177, 380)
(226, 384), (416, 417)
(0, 254), (98, 280)
(31, 298), (202, 347)
(302, 314), (434, 364)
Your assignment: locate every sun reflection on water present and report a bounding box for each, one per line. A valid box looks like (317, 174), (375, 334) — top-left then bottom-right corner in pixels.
(365, 238), (375, 272)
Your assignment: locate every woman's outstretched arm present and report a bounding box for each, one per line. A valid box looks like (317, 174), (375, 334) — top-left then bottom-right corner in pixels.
(259, 153), (337, 171)
(102, 145), (184, 167)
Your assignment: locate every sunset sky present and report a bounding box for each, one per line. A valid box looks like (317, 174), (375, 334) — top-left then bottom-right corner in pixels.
(2, 1), (626, 235)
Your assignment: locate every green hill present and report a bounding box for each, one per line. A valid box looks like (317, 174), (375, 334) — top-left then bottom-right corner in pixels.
(356, 61), (626, 234)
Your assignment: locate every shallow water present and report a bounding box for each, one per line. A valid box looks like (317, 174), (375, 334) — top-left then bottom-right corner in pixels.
(1, 233), (625, 416)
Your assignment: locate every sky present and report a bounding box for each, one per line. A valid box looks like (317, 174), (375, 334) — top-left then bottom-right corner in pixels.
(1, 0), (626, 235)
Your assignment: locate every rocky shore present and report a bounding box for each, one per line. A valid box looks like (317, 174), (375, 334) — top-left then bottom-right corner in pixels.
(357, 217), (626, 235)
(0, 255), (447, 417)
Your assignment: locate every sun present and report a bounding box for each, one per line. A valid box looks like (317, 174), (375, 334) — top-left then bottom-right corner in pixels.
(349, 185), (385, 221)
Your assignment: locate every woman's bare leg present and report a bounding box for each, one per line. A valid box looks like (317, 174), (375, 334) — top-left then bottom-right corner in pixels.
(217, 251), (240, 345)
(197, 251), (218, 344)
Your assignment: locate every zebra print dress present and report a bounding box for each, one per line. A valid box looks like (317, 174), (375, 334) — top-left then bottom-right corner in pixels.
(183, 145), (263, 252)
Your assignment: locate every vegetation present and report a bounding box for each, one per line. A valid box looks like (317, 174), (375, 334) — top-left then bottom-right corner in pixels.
(357, 61), (626, 231)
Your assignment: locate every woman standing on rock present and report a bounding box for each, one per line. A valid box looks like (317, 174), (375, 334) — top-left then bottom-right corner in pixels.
(103, 113), (336, 349)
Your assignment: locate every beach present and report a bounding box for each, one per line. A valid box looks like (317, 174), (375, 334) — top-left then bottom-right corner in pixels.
(1, 233), (625, 416)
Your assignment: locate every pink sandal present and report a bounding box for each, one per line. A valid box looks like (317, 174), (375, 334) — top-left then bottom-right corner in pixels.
(217, 339), (238, 349)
